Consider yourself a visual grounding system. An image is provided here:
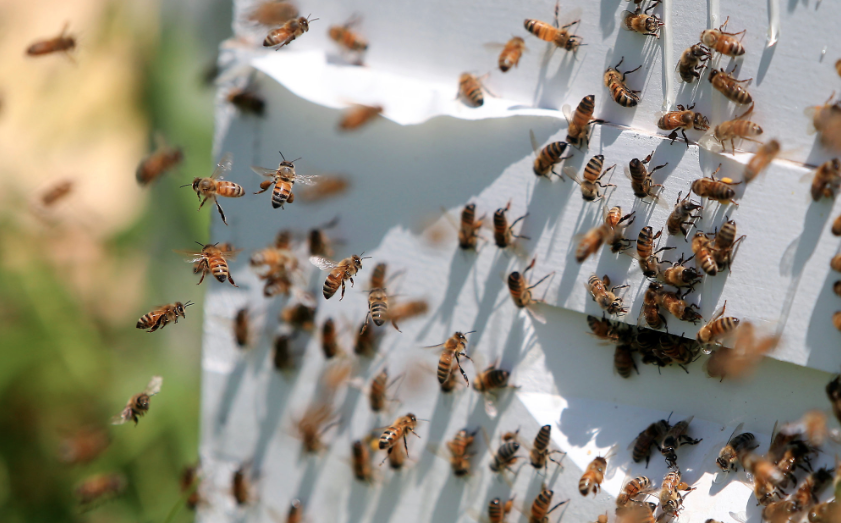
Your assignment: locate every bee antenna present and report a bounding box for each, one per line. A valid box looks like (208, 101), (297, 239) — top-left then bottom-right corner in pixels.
(195, 241), (206, 248)
(290, 157), (302, 164)
(180, 183), (192, 188)
(184, 301), (195, 307)
(416, 418), (431, 422)
(464, 330), (477, 335)
(278, 150), (286, 161)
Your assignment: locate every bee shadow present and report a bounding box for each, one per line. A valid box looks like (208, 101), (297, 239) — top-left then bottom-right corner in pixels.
(805, 271), (841, 370)
(251, 348), (295, 475)
(599, 0), (622, 36)
(469, 254), (516, 353)
(370, 470), (406, 523)
(429, 473), (469, 523)
(418, 250), (475, 339)
(346, 480), (376, 523)
(415, 390), (465, 482)
(214, 358), (249, 439)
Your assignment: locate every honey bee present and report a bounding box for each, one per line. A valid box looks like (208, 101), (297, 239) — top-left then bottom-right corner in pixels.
(575, 208), (635, 262)
(579, 448), (614, 496)
(563, 155), (617, 201)
(523, 1), (582, 51)
(388, 300), (429, 326)
(246, 1), (299, 26)
(616, 501), (657, 523)
(615, 344), (639, 378)
(253, 151), (318, 209)
(616, 476), (654, 507)
(296, 403), (339, 453)
(297, 175), (349, 202)
(263, 15), (317, 48)
(764, 468), (832, 522)
(563, 95), (604, 149)
(354, 320), (379, 357)
(716, 425), (758, 472)
(369, 367), (402, 413)
(587, 274), (628, 316)
(622, 7), (664, 37)
(379, 413), (420, 459)
(180, 464), (201, 510)
(76, 473), (127, 506)
(458, 73), (488, 107)
(361, 288), (400, 333)
(659, 333), (701, 373)
(690, 231), (718, 276)
(488, 430), (522, 476)
(136, 301), (193, 333)
(308, 216), (339, 258)
(387, 441), (407, 470)
(660, 255), (703, 289)
(808, 500), (837, 523)
(640, 283), (666, 329)
(136, 135), (183, 185)
(677, 43), (711, 83)
(184, 152), (243, 225)
(339, 104), (383, 131)
(488, 497), (515, 523)
(328, 15), (368, 53)
(700, 17), (746, 57)
(508, 257), (554, 319)
(657, 104), (710, 147)
(625, 152), (667, 202)
(691, 165), (740, 206)
(273, 334), (296, 371)
(310, 253), (369, 300)
(660, 415), (702, 467)
(829, 254), (841, 273)
(530, 425), (566, 471)
(711, 218), (746, 270)
(697, 302), (740, 347)
(497, 37), (526, 72)
(232, 464), (254, 505)
(707, 105), (763, 154)
(708, 66), (753, 105)
(588, 314), (619, 343)
(744, 139), (780, 184)
(493, 201), (530, 248)
(26, 23), (76, 57)
(473, 363), (519, 417)
(529, 486), (567, 523)
(808, 158), (841, 201)
(286, 499), (304, 523)
(112, 376), (163, 426)
(440, 428), (477, 476)
(280, 301), (317, 331)
(352, 439), (374, 482)
(233, 307), (252, 348)
(227, 88), (265, 116)
(805, 95), (841, 151)
(425, 331), (475, 388)
(635, 227), (673, 278)
(321, 318), (342, 359)
(457, 203), (485, 250)
(179, 242), (240, 286)
(58, 427), (111, 465)
(38, 179), (73, 208)
(604, 57), (643, 108)
(667, 192), (703, 238)
(530, 131), (573, 178)
(659, 469), (694, 515)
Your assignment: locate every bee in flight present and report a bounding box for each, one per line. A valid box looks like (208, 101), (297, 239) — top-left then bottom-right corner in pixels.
(496, 37), (527, 73)
(252, 151), (318, 209)
(339, 104), (383, 131)
(523, 1), (583, 52)
(136, 301), (194, 332)
(76, 473), (127, 508)
(136, 134), (183, 186)
(112, 376), (163, 426)
(311, 253), (370, 300)
(263, 14), (318, 49)
(184, 152), (243, 225)
(246, 1), (299, 27)
(328, 15), (368, 55)
(26, 22), (76, 58)
(458, 73), (489, 107)
(379, 413), (421, 461)
(178, 242), (241, 286)
(227, 88), (266, 117)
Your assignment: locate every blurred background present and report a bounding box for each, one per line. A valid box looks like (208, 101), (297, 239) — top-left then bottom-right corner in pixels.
(0, 0), (231, 521)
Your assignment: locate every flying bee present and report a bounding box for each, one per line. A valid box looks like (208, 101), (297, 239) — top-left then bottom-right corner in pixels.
(76, 473), (127, 507)
(458, 73), (488, 107)
(297, 175), (349, 202)
(635, 226), (674, 278)
(691, 164), (740, 206)
(631, 419), (671, 467)
(622, 7), (664, 37)
(660, 415), (702, 467)
(361, 288), (400, 333)
(708, 66), (753, 105)
(616, 501), (657, 523)
(579, 447), (615, 496)
(717, 425), (758, 471)
(744, 139), (780, 183)
(453, 203), (485, 250)
(184, 152), (243, 225)
(807, 158), (841, 201)
(523, 1), (582, 52)
(246, 1), (299, 26)
(529, 485), (567, 523)
(37, 179), (73, 208)
(587, 273), (628, 316)
(352, 439), (374, 482)
(697, 301), (740, 347)
(616, 476), (654, 507)
(653, 283), (703, 324)
(136, 135), (183, 185)
(659, 469), (694, 516)
(474, 363), (519, 417)
(661, 254), (703, 289)
(233, 307), (253, 348)
(497, 37), (526, 72)
(58, 427), (111, 465)
(625, 151), (667, 202)
(369, 367), (403, 413)
(488, 496), (515, 523)
(767, 468), (833, 522)
(677, 43), (711, 83)
(530, 131), (573, 178)
(706, 104), (763, 154)
(563, 155), (617, 201)
(273, 334), (296, 371)
(280, 301), (317, 331)
(339, 104), (382, 131)
(379, 413), (420, 459)
(657, 104), (710, 147)
(691, 231), (718, 276)
(493, 200), (530, 248)
(667, 191), (703, 238)
(711, 218), (746, 270)
(354, 318), (379, 357)
(700, 16), (747, 57)
(425, 331), (474, 390)
(805, 95), (841, 151)
(615, 344), (639, 378)
(320, 318), (342, 359)
(296, 403), (339, 453)
(563, 95), (604, 149)
(180, 464), (201, 510)
(529, 425), (566, 471)
(442, 429), (477, 476)
(136, 301), (194, 332)
(112, 376), (163, 426)
(389, 300), (428, 326)
(307, 216), (340, 258)
(604, 57), (642, 107)
(263, 14), (317, 48)
(328, 15), (368, 54)
(253, 151), (318, 209)
(26, 23), (76, 57)
(508, 257), (554, 320)
(575, 207), (635, 262)
(311, 253), (369, 300)
(227, 88), (265, 116)
(178, 242), (240, 286)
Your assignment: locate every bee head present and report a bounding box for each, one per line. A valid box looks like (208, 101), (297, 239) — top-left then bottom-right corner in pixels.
(629, 158), (642, 170)
(693, 112), (710, 131)
(715, 456), (730, 470)
(708, 68), (719, 82)
(700, 29), (717, 47)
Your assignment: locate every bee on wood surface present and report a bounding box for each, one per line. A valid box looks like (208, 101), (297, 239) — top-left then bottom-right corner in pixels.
(677, 44), (711, 83)
(660, 254), (703, 289)
(616, 476), (655, 507)
(691, 164), (740, 206)
(425, 331), (475, 388)
(807, 158), (841, 201)
(523, 1), (582, 52)
(587, 274), (628, 316)
(339, 104), (382, 131)
(708, 66), (753, 105)
(529, 424), (566, 471)
(296, 403), (339, 453)
(563, 155), (616, 201)
(136, 135), (183, 185)
(253, 151), (319, 209)
(579, 447), (615, 496)
(805, 95), (841, 151)
(588, 314), (620, 343)
(631, 419), (670, 467)
(529, 485), (567, 523)
(497, 37), (526, 72)
(76, 473), (126, 507)
(453, 203), (485, 250)
(232, 463), (256, 505)
(246, 1), (299, 26)
(329, 15), (368, 54)
(233, 307), (254, 348)
(660, 415), (702, 467)
(58, 427), (111, 465)
(27, 23), (76, 57)
(616, 501), (657, 523)
(311, 253), (369, 300)
(531, 131), (573, 178)
(650, 282), (703, 324)
(659, 468), (694, 515)
(696, 301), (740, 348)
(640, 283), (667, 329)
(263, 14), (317, 48)
(352, 439), (374, 482)
(615, 344), (639, 378)
(112, 376), (163, 426)
(625, 151), (667, 202)
(700, 16), (746, 57)
(634, 226), (674, 278)
(763, 468), (832, 522)
(657, 104), (710, 147)
(488, 496), (515, 523)
(184, 152), (243, 225)
(604, 57), (643, 108)
(458, 73), (488, 107)
(486, 429), (523, 477)
(717, 424), (758, 472)
(705, 104), (763, 154)
(379, 413), (420, 459)
(429, 428), (477, 477)
(508, 257), (554, 321)
(691, 231), (718, 276)
(622, 7), (664, 37)
(563, 95), (604, 149)
(711, 218), (746, 271)
(319, 318), (342, 359)
(658, 333), (701, 373)
(667, 191), (703, 238)
(493, 200), (530, 248)
(136, 301), (193, 332)
(361, 288), (400, 333)
(178, 242), (240, 286)
(368, 367), (402, 413)
(744, 139), (780, 183)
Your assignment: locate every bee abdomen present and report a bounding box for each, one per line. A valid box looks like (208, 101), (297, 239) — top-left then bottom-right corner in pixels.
(323, 274), (340, 299)
(534, 425), (551, 451)
(371, 301), (387, 326)
(379, 429), (395, 449)
(218, 181), (245, 197)
(272, 183), (290, 208)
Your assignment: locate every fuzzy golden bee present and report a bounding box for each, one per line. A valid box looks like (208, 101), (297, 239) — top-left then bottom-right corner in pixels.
(659, 469), (694, 515)
(493, 201), (530, 248)
(263, 15), (317, 48)
(691, 165), (740, 206)
(744, 139), (780, 183)
(529, 424), (565, 471)
(808, 158), (841, 201)
(563, 95), (604, 149)
(700, 17), (746, 57)
(488, 497), (515, 523)
(339, 104), (383, 131)
(457, 203), (485, 250)
(677, 44), (711, 83)
(508, 257), (554, 316)
(136, 136), (183, 185)
(587, 274), (628, 316)
(657, 104), (710, 147)
(253, 151), (319, 209)
(426, 331), (475, 388)
(27, 23), (76, 57)
(179, 242), (240, 286)
(708, 66), (753, 105)
(625, 151), (667, 201)
(311, 253), (369, 300)
(531, 131), (573, 178)
(529, 485), (567, 523)
(328, 16), (368, 53)
(112, 376), (163, 426)
(617, 476), (654, 507)
(667, 191), (703, 238)
(458, 73), (487, 107)
(661, 254), (703, 288)
(185, 152), (244, 225)
(579, 448), (613, 496)
(696, 301), (740, 347)
(362, 287), (400, 333)
(711, 218), (745, 270)
(605, 57), (642, 107)
(524, 1), (582, 52)
(442, 428), (477, 476)
(497, 37), (526, 72)
(691, 231), (718, 276)
(635, 226), (673, 278)
(379, 413), (420, 458)
(631, 419), (670, 467)
(622, 7), (664, 37)
(650, 282), (703, 324)
(563, 155), (616, 201)
(136, 301), (194, 332)
(705, 104), (763, 154)
(575, 207), (635, 262)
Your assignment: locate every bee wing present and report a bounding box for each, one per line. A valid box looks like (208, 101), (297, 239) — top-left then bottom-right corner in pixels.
(698, 130), (721, 152)
(562, 166), (582, 184)
(726, 422), (745, 444)
(526, 305), (547, 324)
(210, 152), (233, 180)
(798, 170), (815, 183)
(251, 165), (279, 178)
(173, 249), (206, 263)
(482, 42), (505, 51)
(294, 174), (320, 186)
(145, 375), (163, 396)
(557, 6), (583, 28)
(803, 106), (819, 135)
(111, 406), (132, 425)
(620, 10), (636, 28)
(529, 129), (540, 156)
(654, 193), (669, 209)
(309, 255), (339, 271)
(220, 248), (243, 260)
(623, 164), (634, 181)
(729, 511), (748, 523)
(562, 104), (573, 125)
(483, 396), (499, 419)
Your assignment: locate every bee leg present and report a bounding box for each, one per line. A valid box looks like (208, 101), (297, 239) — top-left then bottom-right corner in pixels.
(390, 319), (401, 333)
(214, 199), (228, 225)
(561, 19), (580, 29)
(680, 129), (691, 148)
(228, 273), (238, 287)
(339, 280), (346, 301)
(667, 130), (679, 145)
